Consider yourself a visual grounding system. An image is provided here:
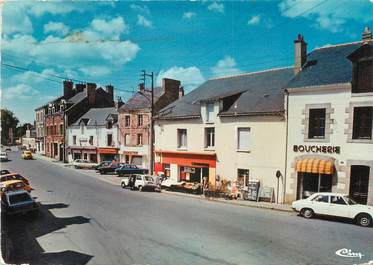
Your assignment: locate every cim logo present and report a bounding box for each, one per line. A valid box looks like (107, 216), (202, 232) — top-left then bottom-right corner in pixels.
(335, 248), (364, 259)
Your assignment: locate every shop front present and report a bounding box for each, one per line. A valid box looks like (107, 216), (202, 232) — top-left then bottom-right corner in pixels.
(68, 147), (97, 163)
(98, 147), (119, 163)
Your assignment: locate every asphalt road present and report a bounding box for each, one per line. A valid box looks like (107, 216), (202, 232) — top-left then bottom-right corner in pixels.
(1, 151), (373, 265)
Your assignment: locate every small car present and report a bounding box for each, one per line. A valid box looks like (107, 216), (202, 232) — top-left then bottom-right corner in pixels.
(72, 159), (98, 169)
(1, 190), (39, 215)
(5, 146), (12, 151)
(0, 170), (10, 175)
(133, 174), (157, 191)
(0, 180), (33, 193)
(1, 173), (30, 185)
(292, 192), (373, 227)
(21, 151), (33, 160)
(0, 152), (8, 162)
(115, 164), (148, 176)
(98, 163), (124, 175)
(94, 161), (112, 171)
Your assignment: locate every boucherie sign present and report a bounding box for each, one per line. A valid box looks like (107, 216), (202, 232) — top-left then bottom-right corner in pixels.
(293, 145), (341, 154)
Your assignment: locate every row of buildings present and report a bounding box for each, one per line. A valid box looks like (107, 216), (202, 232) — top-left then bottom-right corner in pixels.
(35, 27), (373, 205)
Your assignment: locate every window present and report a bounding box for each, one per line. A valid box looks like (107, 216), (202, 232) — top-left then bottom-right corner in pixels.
(352, 107), (372, 139)
(205, 128), (215, 148)
(81, 123), (85, 134)
(331, 196), (347, 205)
(237, 128), (250, 151)
(206, 103), (214, 122)
(107, 134), (113, 146)
(138, 115), (143, 126)
(353, 60), (373, 93)
(125, 116), (130, 127)
(308, 108), (326, 139)
(237, 169), (249, 187)
(177, 129), (187, 148)
(137, 134), (143, 145)
(124, 134), (130, 146)
(60, 124), (63, 135)
(106, 121), (113, 129)
(89, 136), (94, 145)
(73, 135), (77, 145)
(312, 195), (329, 203)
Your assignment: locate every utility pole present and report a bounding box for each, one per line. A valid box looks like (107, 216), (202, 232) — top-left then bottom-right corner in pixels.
(140, 70), (154, 175)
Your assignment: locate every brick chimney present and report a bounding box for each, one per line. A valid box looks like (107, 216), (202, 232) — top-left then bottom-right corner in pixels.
(75, 83), (86, 93)
(162, 78), (181, 96)
(63, 80), (74, 98)
(86, 83), (97, 106)
(139, 83), (145, 92)
(294, 34), (307, 75)
(115, 97), (124, 109)
(105, 84), (114, 102)
(179, 86), (184, 98)
(362, 26), (372, 42)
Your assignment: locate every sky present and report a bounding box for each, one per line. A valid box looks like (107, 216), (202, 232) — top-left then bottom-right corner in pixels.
(1, 0), (373, 123)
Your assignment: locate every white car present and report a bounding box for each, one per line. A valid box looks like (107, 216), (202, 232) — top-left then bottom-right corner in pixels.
(0, 152), (8, 162)
(72, 159), (98, 169)
(292, 192), (373, 227)
(121, 174), (158, 192)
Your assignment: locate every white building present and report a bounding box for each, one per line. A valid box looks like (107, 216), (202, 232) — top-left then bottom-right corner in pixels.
(284, 30), (373, 205)
(155, 67), (294, 202)
(66, 107), (119, 163)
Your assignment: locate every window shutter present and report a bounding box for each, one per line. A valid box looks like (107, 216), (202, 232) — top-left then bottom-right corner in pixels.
(238, 128), (250, 150)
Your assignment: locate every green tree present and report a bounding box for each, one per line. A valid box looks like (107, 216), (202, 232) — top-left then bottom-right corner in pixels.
(1, 109), (19, 145)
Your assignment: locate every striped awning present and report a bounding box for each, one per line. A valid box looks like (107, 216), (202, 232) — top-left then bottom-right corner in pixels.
(296, 158), (334, 174)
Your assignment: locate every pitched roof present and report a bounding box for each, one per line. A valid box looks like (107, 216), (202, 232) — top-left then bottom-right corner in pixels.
(286, 41), (373, 89)
(72, 107), (117, 126)
(67, 91), (86, 104)
(119, 87), (163, 111)
(156, 67), (294, 119)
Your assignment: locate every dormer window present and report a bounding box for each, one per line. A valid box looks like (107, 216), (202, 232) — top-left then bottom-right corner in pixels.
(348, 44), (373, 94)
(80, 123), (85, 134)
(106, 121), (113, 129)
(206, 103), (214, 123)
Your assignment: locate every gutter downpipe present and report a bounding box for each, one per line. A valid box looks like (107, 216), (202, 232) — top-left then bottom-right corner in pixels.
(283, 89), (289, 204)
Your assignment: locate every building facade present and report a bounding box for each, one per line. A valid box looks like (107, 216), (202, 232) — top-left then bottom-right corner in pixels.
(35, 106), (46, 154)
(67, 107), (121, 163)
(155, 68), (294, 202)
(285, 29), (373, 206)
(118, 78), (182, 169)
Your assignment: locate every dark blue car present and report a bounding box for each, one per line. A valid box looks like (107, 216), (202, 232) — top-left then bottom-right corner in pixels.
(115, 164), (148, 176)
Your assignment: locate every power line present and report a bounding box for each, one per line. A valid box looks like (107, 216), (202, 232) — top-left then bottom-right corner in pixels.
(1, 64), (61, 84)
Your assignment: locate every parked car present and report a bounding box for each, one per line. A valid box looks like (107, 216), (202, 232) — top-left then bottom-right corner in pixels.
(134, 175), (157, 191)
(1, 173), (30, 186)
(0, 180), (33, 193)
(1, 190), (39, 215)
(292, 192), (373, 227)
(0, 170), (10, 175)
(21, 151), (33, 160)
(94, 161), (112, 171)
(72, 159), (98, 169)
(98, 163), (124, 175)
(4, 146), (12, 152)
(115, 164), (148, 176)
(0, 152), (9, 162)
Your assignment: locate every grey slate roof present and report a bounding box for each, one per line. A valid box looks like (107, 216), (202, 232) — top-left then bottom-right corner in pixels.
(157, 67), (294, 119)
(119, 87), (163, 111)
(73, 107), (117, 126)
(67, 91), (86, 104)
(286, 41), (373, 89)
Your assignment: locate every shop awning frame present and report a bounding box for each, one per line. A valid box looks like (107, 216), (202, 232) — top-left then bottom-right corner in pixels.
(295, 158), (334, 175)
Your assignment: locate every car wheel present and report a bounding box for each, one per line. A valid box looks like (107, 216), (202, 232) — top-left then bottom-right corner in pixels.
(74, 166), (79, 169)
(139, 186), (143, 192)
(121, 182), (126, 189)
(356, 214), (372, 227)
(301, 208), (314, 219)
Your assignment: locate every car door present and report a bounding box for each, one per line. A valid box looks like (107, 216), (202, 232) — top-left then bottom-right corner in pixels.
(329, 195), (350, 218)
(310, 194), (330, 215)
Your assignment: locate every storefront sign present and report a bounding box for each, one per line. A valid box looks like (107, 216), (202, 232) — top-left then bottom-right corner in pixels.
(183, 167), (195, 173)
(293, 145), (340, 154)
(122, 151), (138, 155)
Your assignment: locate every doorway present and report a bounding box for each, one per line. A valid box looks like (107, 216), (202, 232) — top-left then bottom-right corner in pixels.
(349, 165), (370, 205)
(297, 172), (332, 199)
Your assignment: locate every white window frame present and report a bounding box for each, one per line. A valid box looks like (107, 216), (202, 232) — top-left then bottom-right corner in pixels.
(206, 103), (214, 123)
(237, 127), (251, 152)
(177, 129), (187, 149)
(205, 127), (215, 149)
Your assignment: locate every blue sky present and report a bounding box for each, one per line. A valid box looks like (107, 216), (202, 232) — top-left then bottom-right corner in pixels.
(2, 0), (373, 123)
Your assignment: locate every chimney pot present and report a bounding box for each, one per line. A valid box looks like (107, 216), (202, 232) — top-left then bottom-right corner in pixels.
(139, 83), (145, 92)
(294, 34), (307, 75)
(362, 26), (372, 41)
(63, 80), (74, 98)
(75, 83), (86, 93)
(162, 78), (181, 95)
(86, 83), (97, 106)
(179, 86), (184, 98)
(105, 84), (114, 102)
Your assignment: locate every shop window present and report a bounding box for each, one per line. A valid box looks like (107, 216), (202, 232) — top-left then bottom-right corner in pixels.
(84, 153), (88, 160)
(125, 116), (130, 127)
(177, 129), (187, 149)
(206, 103), (214, 123)
(237, 127), (250, 151)
(308, 108), (326, 139)
(137, 134), (143, 146)
(164, 164), (170, 177)
(352, 107), (372, 139)
(125, 155), (130, 164)
(138, 115), (143, 126)
(352, 60), (373, 93)
(237, 169), (249, 187)
(132, 156), (142, 165)
(89, 136), (94, 145)
(107, 134), (113, 146)
(205, 127), (215, 148)
(73, 135), (77, 145)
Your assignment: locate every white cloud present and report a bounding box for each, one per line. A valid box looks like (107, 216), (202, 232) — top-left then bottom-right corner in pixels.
(207, 2), (224, 13)
(3, 84), (40, 100)
(157, 66), (205, 93)
(137, 15), (153, 28)
(248, 15), (261, 25)
(183, 12), (196, 19)
(211, 56), (242, 77)
(3, 3), (33, 35)
(87, 17), (129, 39)
(279, 0), (373, 33)
(10, 69), (58, 84)
(130, 4), (150, 14)
(79, 66), (111, 77)
(44, 22), (70, 36)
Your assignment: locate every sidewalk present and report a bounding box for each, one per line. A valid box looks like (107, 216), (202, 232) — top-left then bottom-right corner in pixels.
(34, 154), (293, 213)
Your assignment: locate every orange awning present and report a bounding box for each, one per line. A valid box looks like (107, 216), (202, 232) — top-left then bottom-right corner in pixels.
(295, 159), (334, 174)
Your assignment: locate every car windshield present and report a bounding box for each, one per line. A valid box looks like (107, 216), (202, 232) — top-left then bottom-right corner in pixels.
(345, 196), (358, 205)
(9, 193), (32, 204)
(145, 176), (154, 182)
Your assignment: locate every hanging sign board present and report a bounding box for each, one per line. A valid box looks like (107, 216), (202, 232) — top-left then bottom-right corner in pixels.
(257, 187), (274, 203)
